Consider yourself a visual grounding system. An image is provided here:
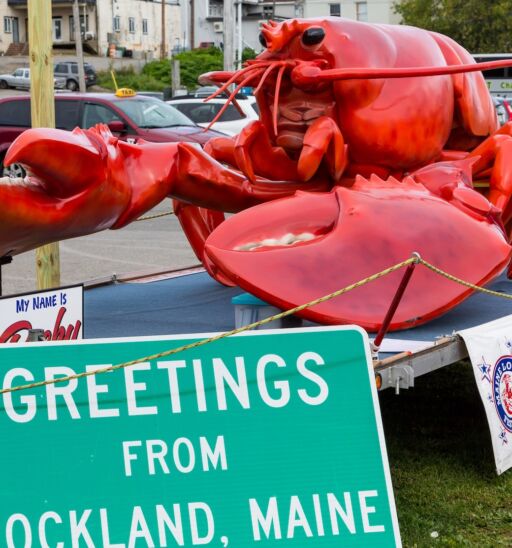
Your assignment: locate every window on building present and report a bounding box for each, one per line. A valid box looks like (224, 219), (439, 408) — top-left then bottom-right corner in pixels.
(356, 2), (368, 21)
(329, 3), (341, 17)
(69, 15), (89, 40)
(262, 5), (273, 18)
(4, 17), (12, 34)
(129, 17), (135, 33)
(142, 19), (148, 35)
(113, 16), (121, 32)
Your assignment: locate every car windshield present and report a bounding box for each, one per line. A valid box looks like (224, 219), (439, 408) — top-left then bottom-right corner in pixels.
(112, 97), (196, 128)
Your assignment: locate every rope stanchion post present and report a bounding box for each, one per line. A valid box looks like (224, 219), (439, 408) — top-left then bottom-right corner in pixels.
(371, 252), (421, 355)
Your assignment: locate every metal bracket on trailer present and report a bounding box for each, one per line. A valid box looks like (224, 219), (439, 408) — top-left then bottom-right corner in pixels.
(374, 335), (469, 392)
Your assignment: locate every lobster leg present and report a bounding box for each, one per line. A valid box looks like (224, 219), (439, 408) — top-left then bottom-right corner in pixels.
(297, 116), (348, 183)
(468, 122), (512, 226)
(173, 199), (234, 286)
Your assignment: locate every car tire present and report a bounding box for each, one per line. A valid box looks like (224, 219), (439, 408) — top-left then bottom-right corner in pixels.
(0, 154), (26, 179)
(66, 79), (78, 91)
(0, 80), (8, 89)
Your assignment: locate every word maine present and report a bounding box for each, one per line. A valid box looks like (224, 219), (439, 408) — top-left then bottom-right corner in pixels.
(2, 351), (329, 423)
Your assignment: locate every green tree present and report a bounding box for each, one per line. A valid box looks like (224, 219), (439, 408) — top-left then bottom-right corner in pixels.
(394, 0), (512, 53)
(173, 47), (223, 90)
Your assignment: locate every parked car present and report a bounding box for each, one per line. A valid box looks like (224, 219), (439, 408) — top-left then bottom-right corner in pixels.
(168, 91), (260, 136)
(0, 67), (66, 91)
(0, 92), (223, 177)
(53, 61), (97, 91)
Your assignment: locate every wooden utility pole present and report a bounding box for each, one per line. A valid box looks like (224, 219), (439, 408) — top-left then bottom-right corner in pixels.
(29, 0), (60, 289)
(190, 0), (195, 49)
(223, 0), (235, 71)
(72, 0), (86, 92)
(161, 0), (166, 59)
(171, 59), (180, 96)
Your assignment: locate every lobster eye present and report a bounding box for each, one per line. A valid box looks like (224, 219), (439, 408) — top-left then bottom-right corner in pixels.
(259, 32), (267, 48)
(302, 27), (325, 46)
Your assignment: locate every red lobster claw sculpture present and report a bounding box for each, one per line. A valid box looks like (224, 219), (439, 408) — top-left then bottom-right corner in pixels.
(3, 17), (512, 331)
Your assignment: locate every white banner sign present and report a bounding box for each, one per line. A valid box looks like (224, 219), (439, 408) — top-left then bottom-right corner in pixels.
(0, 285), (83, 343)
(459, 315), (512, 474)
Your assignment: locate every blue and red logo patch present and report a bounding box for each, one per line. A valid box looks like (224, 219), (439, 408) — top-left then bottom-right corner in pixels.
(493, 356), (512, 433)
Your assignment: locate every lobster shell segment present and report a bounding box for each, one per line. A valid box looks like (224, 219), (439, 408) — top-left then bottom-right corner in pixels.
(205, 178), (512, 331)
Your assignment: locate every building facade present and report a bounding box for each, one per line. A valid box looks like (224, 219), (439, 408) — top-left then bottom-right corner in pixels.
(0, 0), (181, 59)
(303, 0), (400, 23)
(185, 0), (401, 55)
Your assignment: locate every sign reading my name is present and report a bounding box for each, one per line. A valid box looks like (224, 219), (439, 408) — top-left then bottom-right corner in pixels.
(0, 327), (401, 547)
(0, 285), (83, 343)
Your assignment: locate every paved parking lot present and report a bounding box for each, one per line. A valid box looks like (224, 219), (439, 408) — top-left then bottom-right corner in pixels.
(2, 201), (199, 296)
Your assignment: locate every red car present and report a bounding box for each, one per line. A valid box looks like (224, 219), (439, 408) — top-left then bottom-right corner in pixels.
(0, 92), (222, 177)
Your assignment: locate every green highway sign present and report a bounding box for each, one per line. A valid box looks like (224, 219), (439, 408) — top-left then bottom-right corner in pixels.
(0, 326), (401, 547)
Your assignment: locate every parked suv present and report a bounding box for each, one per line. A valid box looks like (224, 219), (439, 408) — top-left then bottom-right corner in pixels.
(168, 90), (259, 136)
(53, 61), (97, 91)
(0, 92), (222, 177)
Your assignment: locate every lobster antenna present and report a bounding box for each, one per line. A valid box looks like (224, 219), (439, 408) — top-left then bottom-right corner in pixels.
(307, 59), (512, 82)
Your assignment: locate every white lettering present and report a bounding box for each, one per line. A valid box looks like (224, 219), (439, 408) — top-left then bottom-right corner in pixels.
(173, 437), (196, 473)
(3, 369), (36, 423)
(157, 361), (186, 413)
(147, 440), (170, 475)
(257, 354), (290, 408)
(213, 357), (250, 410)
(200, 436), (227, 471)
(297, 352), (329, 405)
(123, 441), (142, 477)
(125, 362), (157, 416)
(156, 504), (184, 546)
(69, 509), (94, 548)
(86, 364), (120, 418)
(328, 492), (356, 534)
(45, 367), (80, 421)
(6, 513), (32, 548)
(287, 495), (313, 538)
(249, 497), (281, 540)
(39, 511), (63, 548)
(128, 506), (155, 548)
(189, 502), (214, 545)
(359, 490), (385, 533)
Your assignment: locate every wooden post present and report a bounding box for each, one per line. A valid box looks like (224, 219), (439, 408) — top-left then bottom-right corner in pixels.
(29, 0), (60, 289)
(73, 0), (86, 92)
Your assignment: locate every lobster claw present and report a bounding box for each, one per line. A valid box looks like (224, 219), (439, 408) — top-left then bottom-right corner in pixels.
(0, 125), (180, 257)
(204, 176), (512, 331)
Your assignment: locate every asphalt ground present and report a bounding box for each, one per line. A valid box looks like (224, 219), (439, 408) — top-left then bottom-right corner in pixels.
(2, 200), (199, 297)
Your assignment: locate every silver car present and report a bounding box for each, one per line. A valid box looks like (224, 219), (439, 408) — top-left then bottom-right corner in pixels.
(0, 67), (66, 90)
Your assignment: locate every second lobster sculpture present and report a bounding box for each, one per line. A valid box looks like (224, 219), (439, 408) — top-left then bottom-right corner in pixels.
(3, 17), (512, 331)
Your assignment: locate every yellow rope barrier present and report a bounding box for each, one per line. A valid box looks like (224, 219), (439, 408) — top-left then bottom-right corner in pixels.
(135, 211), (174, 222)
(417, 257), (512, 300)
(2, 253), (512, 395)
(0, 256), (417, 395)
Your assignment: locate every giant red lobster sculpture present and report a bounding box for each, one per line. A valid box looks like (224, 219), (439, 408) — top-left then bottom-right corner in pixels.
(2, 17), (512, 330)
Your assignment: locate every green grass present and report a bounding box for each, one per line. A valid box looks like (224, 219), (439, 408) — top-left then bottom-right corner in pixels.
(380, 360), (512, 546)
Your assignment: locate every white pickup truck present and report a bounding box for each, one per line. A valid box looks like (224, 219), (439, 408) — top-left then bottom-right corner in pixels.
(0, 67), (66, 90)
